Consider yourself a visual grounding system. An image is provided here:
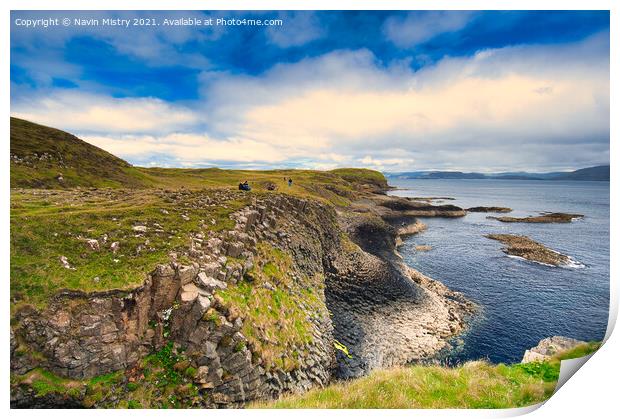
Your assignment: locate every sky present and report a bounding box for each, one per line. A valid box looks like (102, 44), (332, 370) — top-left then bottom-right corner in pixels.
(10, 10), (610, 172)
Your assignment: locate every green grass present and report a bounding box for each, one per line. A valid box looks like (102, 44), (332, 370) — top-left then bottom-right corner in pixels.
(216, 242), (326, 371)
(252, 342), (601, 409)
(10, 188), (247, 308)
(10, 117), (154, 189)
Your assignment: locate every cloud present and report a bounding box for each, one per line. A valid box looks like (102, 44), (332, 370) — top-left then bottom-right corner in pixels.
(189, 32), (609, 171)
(11, 31), (609, 172)
(83, 133), (287, 167)
(11, 91), (199, 135)
(266, 11), (325, 48)
(383, 11), (475, 48)
(11, 10), (214, 67)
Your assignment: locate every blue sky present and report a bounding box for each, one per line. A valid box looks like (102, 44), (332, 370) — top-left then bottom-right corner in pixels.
(10, 10), (610, 172)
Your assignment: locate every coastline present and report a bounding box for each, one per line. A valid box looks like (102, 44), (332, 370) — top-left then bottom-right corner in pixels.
(10, 178), (478, 407)
(326, 184), (477, 378)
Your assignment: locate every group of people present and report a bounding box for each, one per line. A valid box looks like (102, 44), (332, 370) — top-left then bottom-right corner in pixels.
(238, 177), (293, 192)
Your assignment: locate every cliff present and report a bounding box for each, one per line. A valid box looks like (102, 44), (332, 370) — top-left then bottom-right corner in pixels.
(10, 118), (474, 408)
(11, 187), (473, 407)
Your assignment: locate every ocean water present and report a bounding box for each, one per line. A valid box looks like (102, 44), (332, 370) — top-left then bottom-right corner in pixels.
(388, 179), (610, 364)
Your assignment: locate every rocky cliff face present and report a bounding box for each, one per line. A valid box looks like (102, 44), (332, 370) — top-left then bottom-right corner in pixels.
(11, 191), (474, 408)
(11, 193), (338, 407)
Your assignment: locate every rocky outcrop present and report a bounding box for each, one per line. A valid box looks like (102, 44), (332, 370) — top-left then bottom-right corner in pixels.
(489, 212), (584, 223)
(11, 193), (337, 407)
(371, 195), (466, 218)
(486, 234), (574, 266)
(522, 336), (587, 363)
(467, 206), (512, 213)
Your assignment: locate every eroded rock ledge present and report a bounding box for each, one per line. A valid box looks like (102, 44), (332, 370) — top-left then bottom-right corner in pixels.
(522, 336), (587, 363)
(11, 191), (475, 407)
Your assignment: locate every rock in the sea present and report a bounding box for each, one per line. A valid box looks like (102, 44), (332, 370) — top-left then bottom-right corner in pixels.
(489, 212), (583, 223)
(522, 336), (587, 363)
(486, 234), (571, 266)
(467, 206), (512, 213)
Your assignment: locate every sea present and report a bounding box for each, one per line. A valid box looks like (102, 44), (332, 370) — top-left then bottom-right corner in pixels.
(388, 178), (610, 365)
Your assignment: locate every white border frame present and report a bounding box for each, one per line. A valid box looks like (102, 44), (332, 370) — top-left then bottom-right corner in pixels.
(2, 2), (616, 418)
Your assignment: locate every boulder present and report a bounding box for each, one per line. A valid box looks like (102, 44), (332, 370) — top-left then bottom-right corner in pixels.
(226, 242), (244, 258)
(180, 283), (200, 303)
(197, 272), (227, 292)
(85, 239), (100, 251)
(110, 241), (120, 254)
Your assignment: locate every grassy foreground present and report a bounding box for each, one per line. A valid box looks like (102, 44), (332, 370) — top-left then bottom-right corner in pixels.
(252, 342), (600, 409)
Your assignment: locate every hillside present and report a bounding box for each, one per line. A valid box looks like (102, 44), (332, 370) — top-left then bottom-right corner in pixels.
(388, 165), (610, 181)
(10, 118), (388, 198)
(551, 165), (610, 181)
(9, 118), (599, 409)
(10, 117), (154, 188)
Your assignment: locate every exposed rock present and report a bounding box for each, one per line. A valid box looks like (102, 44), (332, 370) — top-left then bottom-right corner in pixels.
(59, 255), (75, 270)
(84, 239), (100, 251)
(486, 234), (571, 266)
(180, 283), (200, 302)
(415, 245), (432, 251)
(397, 220), (427, 237)
(467, 206), (512, 213)
(522, 336), (588, 363)
(226, 242), (244, 258)
(12, 188), (474, 408)
(489, 212), (584, 223)
(197, 272), (227, 292)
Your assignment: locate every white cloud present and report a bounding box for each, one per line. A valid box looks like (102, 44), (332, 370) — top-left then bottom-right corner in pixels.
(190, 33), (609, 171)
(83, 132), (294, 166)
(383, 11), (474, 48)
(12, 92), (199, 135)
(11, 33), (609, 172)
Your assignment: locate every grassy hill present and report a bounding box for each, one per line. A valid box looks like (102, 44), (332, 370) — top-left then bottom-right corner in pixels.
(10, 117), (154, 188)
(10, 117), (387, 198)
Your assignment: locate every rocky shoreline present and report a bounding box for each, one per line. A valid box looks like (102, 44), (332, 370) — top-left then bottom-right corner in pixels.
(328, 193), (476, 379)
(10, 184), (477, 407)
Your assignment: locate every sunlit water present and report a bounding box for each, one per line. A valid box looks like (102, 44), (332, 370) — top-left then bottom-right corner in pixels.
(388, 179), (610, 364)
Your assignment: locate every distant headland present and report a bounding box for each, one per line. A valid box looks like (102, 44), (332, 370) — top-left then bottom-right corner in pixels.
(386, 165), (610, 182)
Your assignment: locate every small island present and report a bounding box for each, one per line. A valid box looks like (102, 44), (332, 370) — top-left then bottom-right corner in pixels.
(489, 212), (584, 223)
(467, 206), (512, 213)
(486, 234), (571, 266)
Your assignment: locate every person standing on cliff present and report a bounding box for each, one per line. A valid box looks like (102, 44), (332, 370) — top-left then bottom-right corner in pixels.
(288, 178), (293, 187)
